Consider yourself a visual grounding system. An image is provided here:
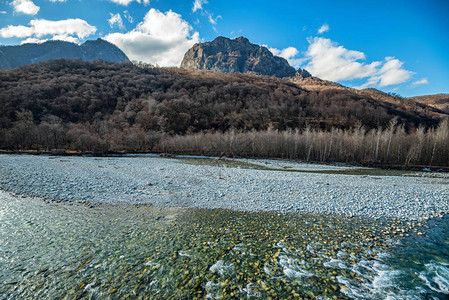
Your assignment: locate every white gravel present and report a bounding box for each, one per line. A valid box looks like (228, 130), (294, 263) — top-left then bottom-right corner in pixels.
(0, 154), (448, 221)
(236, 158), (360, 171)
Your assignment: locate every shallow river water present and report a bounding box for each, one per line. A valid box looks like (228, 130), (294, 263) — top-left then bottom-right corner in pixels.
(1, 190), (448, 299)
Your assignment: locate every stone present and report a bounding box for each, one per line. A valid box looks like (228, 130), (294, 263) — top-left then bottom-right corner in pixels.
(296, 68), (312, 78)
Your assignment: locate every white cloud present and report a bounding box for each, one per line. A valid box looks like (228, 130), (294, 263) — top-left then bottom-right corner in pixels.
(20, 34), (79, 45)
(352, 58), (414, 89)
(412, 78), (429, 86)
(191, 0), (221, 31)
(304, 37), (380, 81)
(11, 0), (40, 15)
(51, 34), (79, 43)
(136, 9), (194, 41)
(30, 19), (96, 38)
(20, 37), (45, 44)
(124, 10), (134, 23)
(270, 46), (298, 60)
(267, 37), (416, 89)
(108, 0), (149, 5)
(0, 24), (34, 38)
(192, 0), (207, 12)
(0, 11), (7, 14)
(0, 18), (97, 42)
(108, 13), (125, 29)
(208, 14), (222, 25)
(269, 46), (304, 69)
(317, 23), (329, 34)
(105, 8), (199, 66)
(302, 37), (415, 88)
(374, 57), (414, 87)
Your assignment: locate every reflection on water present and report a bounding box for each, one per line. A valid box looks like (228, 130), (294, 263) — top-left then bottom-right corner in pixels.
(0, 191), (448, 299)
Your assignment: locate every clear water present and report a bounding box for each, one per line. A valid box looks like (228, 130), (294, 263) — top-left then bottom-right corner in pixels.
(1, 191), (448, 299)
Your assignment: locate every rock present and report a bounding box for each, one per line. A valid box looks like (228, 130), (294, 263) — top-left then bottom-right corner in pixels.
(181, 36), (296, 78)
(0, 38), (129, 70)
(296, 68), (312, 78)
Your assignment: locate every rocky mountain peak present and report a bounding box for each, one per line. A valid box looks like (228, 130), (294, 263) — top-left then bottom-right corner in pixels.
(181, 36), (297, 78)
(296, 68), (312, 78)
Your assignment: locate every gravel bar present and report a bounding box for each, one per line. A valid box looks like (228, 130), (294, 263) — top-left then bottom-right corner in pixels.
(0, 154), (448, 221)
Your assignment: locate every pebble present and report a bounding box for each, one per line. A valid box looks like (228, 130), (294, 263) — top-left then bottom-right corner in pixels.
(0, 154), (448, 221)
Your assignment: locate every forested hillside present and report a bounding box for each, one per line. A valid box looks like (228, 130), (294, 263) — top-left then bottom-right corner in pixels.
(0, 59), (447, 167)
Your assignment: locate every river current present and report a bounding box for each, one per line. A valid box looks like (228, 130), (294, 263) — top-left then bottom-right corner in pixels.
(0, 190), (448, 299)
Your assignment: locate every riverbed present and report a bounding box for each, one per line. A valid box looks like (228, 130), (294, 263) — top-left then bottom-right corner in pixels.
(0, 154), (448, 220)
(0, 155), (448, 299)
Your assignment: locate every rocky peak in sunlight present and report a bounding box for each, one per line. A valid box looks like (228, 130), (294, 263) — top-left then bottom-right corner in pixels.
(181, 36), (297, 78)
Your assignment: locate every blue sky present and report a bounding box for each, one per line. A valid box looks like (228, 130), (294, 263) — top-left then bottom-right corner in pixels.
(0, 0), (447, 97)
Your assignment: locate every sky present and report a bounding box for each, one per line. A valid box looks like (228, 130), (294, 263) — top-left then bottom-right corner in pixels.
(0, 0), (448, 97)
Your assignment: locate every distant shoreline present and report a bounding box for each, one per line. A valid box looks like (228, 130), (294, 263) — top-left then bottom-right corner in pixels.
(1, 149), (447, 172)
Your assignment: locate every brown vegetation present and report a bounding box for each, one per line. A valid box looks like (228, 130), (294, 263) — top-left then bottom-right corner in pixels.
(160, 119), (449, 168)
(409, 94), (449, 114)
(0, 59), (448, 167)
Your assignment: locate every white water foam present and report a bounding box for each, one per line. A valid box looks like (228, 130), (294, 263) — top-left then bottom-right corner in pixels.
(278, 254), (314, 279)
(419, 262), (449, 295)
(205, 281), (221, 299)
(209, 260), (234, 277)
(323, 258), (350, 270)
(335, 255), (430, 299)
(241, 282), (262, 298)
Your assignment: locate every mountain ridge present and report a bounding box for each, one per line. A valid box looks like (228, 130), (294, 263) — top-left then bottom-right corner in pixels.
(409, 94), (449, 113)
(0, 39), (129, 70)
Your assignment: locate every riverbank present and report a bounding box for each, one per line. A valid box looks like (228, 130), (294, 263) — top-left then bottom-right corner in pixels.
(0, 154), (447, 221)
(1, 150), (448, 172)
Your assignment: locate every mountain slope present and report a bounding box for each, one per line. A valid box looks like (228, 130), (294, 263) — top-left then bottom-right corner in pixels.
(0, 59), (442, 135)
(0, 39), (129, 70)
(409, 94), (449, 113)
(290, 77), (448, 119)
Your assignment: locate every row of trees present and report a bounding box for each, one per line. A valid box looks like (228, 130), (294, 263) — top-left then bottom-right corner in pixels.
(159, 119), (449, 167)
(1, 113), (448, 167)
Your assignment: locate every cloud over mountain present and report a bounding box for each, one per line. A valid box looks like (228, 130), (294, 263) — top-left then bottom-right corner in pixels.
(304, 37), (414, 88)
(105, 8), (199, 66)
(0, 18), (97, 43)
(269, 46), (303, 69)
(268, 37), (415, 89)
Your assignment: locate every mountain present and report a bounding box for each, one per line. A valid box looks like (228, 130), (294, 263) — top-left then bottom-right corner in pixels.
(296, 68), (312, 78)
(181, 36), (308, 78)
(289, 77), (448, 119)
(290, 75), (344, 91)
(0, 39), (129, 70)
(408, 94), (449, 114)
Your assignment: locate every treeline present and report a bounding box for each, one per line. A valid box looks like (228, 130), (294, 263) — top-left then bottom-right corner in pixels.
(1, 115), (448, 167)
(160, 120), (449, 168)
(0, 59), (448, 167)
